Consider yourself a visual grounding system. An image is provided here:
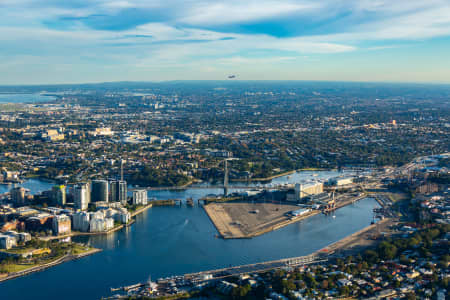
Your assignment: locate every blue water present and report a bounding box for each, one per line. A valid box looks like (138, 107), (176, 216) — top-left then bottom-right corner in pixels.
(0, 94), (55, 103)
(0, 179), (55, 195)
(0, 173), (377, 300)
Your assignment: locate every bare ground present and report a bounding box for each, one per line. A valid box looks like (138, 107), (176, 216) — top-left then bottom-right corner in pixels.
(204, 202), (302, 238)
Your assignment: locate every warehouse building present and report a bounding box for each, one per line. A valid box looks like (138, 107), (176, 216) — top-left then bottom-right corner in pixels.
(289, 182), (323, 202)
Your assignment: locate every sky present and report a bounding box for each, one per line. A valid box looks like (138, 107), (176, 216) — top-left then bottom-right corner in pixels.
(1, 0), (450, 84)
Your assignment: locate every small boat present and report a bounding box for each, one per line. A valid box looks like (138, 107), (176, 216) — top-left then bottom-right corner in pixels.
(332, 215), (336, 218)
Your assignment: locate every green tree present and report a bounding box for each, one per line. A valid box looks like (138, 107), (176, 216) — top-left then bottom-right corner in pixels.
(377, 241), (397, 260)
(339, 286), (350, 296)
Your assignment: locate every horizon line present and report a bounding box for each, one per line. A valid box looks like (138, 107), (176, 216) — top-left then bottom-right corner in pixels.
(1, 79), (450, 88)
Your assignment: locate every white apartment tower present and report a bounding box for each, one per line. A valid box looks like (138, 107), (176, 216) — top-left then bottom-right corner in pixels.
(74, 183), (90, 211)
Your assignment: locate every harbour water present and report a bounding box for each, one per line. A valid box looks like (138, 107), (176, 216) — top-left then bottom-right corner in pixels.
(0, 171), (378, 300)
(0, 179), (55, 195)
(0, 93), (56, 104)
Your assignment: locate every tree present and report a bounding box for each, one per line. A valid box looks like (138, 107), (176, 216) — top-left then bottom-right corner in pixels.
(377, 241), (397, 260)
(238, 284), (251, 298)
(439, 254), (449, 268)
(281, 279), (296, 294)
(400, 255), (410, 265)
(345, 255), (353, 264)
(339, 286), (350, 297)
(364, 249), (379, 263)
(407, 237), (419, 248)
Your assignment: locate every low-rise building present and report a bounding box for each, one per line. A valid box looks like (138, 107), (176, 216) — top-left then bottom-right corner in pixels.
(89, 127), (114, 136)
(217, 281), (238, 295)
(114, 209), (130, 224)
(42, 129), (64, 141)
(327, 176), (354, 186)
(89, 216), (114, 233)
(25, 213), (53, 232)
(3, 231), (31, 244)
(0, 234), (17, 249)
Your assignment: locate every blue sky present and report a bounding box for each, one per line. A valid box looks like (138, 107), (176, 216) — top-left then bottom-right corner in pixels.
(1, 0), (450, 84)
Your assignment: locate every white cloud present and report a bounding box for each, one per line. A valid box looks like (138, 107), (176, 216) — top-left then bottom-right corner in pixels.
(181, 1), (318, 25)
(0, 0), (450, 83)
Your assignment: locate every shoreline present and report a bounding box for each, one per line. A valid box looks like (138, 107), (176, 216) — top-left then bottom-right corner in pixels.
(130, 203), (153, 217)
(41, 203), (154, 241)
(117, 217), (394, 295)
(0, 248), (102, 283)
(1, 204), (154, 281)
(131, 179), (201, 190)
(316, 217), (393, 255)
(13, 168), (328, 192)
(230, 170), (296, 182)
(204, 204), (321, 239)
(0, 203), (154, 281)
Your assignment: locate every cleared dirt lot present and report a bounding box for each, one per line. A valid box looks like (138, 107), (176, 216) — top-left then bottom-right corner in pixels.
(204, 202), (304, 238)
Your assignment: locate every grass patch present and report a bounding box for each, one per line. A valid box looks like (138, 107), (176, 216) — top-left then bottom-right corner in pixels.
(71, 244), (95, 255)
(0, 247), (34, 255)
(1, 263), (38, 273)
(385, 192), (409, 203)
(204, 196), (242, 203)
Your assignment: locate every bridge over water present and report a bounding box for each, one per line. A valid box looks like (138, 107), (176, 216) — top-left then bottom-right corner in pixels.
(112, 254), (327, 294)
(168, 254), (327, 284)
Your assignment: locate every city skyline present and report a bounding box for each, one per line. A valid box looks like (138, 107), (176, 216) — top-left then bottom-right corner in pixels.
(1, 0), (450, 84)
